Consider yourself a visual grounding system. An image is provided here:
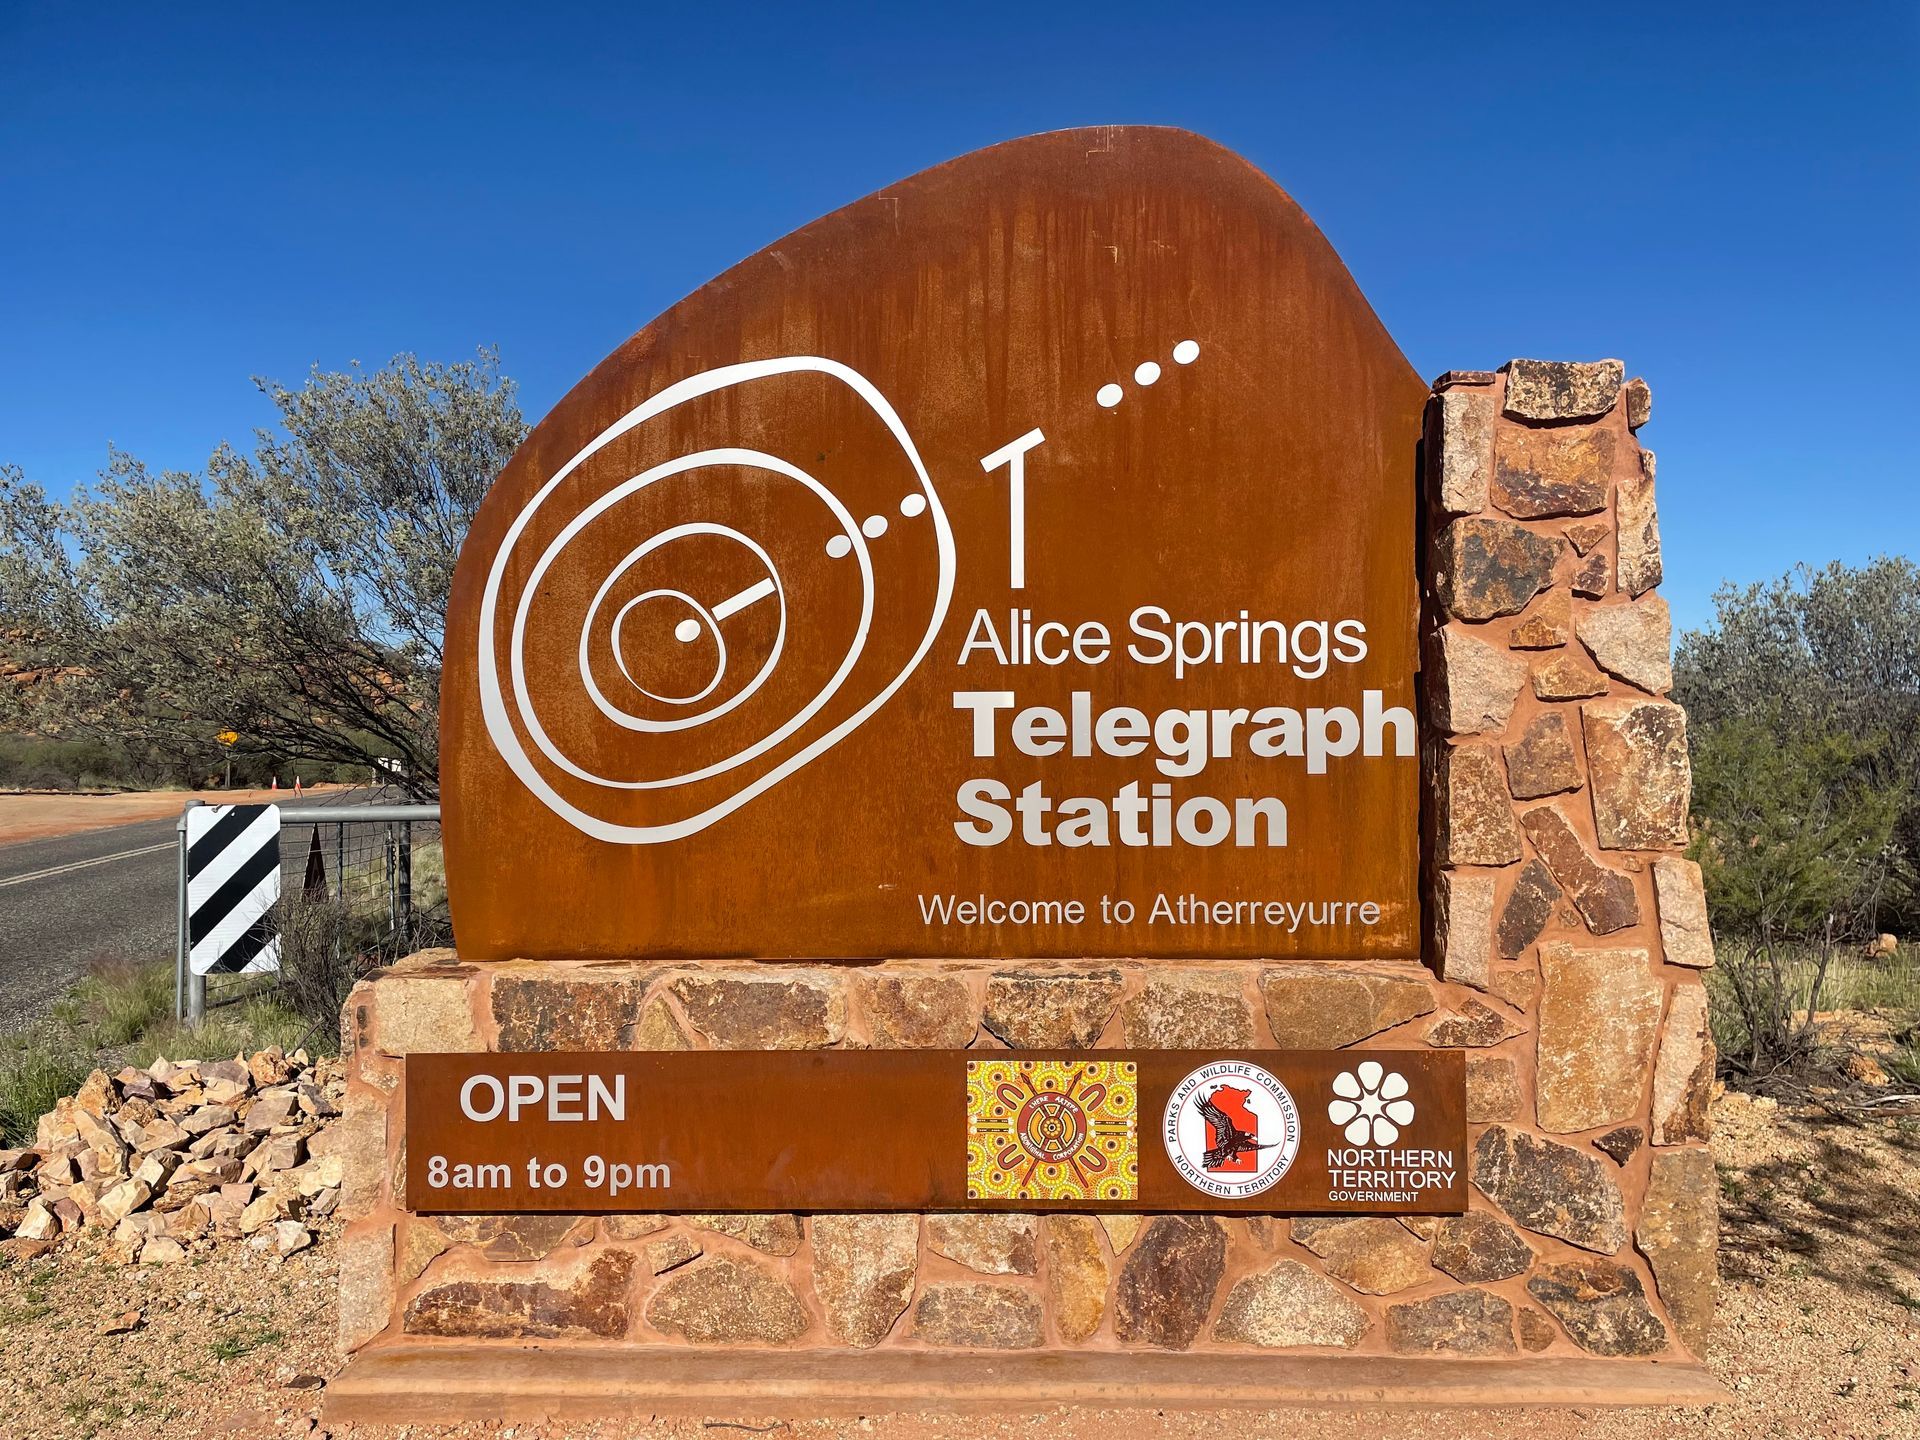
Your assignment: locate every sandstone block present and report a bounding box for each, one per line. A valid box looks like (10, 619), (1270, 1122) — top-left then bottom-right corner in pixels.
(1213, 1260), (1370, 1349)
(1260, 965), (1436, 1047)
(645, 1254), (809, 1345)
(1565, 520), (1610, 556)
(601, 1214), (670, 1241)
(858, 972), (977, 1048)
(1114, 1216), (1227, 1349)
(98, 1178), (152, 1224)
(670, 971), (846, 1049)
(1577, 597), (1672, 694)
(1472, 1124), (1626, 1253)
(1434, 519), (1561, 621)
(1625, 376), (1652, 429)
(1636, 1148), (1718, 1352)
(1120, 973), (1254, 1049)
(1532, 654), (1608, 701)
(337, 1224), (394, 1354)
(1465, 1055), (1522, 1122)
(1425, 999), (1523, 1048)
(913, 1283), (1043, 1349)
(1571, 549), (1610, 599)
(1045, 1215), (1111, 1342)
(1099, 1215), (1143, 1253)
(1432, 1211), (1533, 1283)
(1492, 424), (1613, 519)
(1434, 626), (1530, 735)
(1504, 712), (1582, 800)
(1435, 388), (1496, 514)
(399, 1219), (450, 1283)
(927, 1213), (1038, 1275)
(1291, 1216), (1433, 1294)
(1520, 805), (1640, 933)
(1526, 1258), (1668, 1356)
(812, 1214), (918, 1347)
(140, 1236), (187, 1265)
(1582, 699), (1690, 849)
(1651, 984), (1716, 1145)
(1502, 359), (1624, 422)
(981, 967), (1123, 1048)
(1436, 872), (1496, 992)
(1594, 1125), (1644, 1165)
(1535, 943), (1663, 1133)
(1654, 857), (1715, 968)
(1386, 1289), (1517, 1356)
(686, 1213), (803, 1256)
(1517, 1306), (1559, 1351)
(1496, 858), (1563, 959)
(1438, 744), (1523, 867)
(633, 996), (692, 1050)
(374, 975), (480, 1055)
(1509, 590), (1571, 649)
(1617, 447), (1663, 597)
(439, 1214), (593, 1262)
(491, 972), (640, 1051)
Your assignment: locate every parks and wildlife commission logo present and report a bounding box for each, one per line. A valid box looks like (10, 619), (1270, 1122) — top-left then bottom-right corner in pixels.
(1162, 1060), (1301, 1198)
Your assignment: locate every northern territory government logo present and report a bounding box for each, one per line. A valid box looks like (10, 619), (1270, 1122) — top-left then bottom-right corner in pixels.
(1162, 1060), (1301, 1198)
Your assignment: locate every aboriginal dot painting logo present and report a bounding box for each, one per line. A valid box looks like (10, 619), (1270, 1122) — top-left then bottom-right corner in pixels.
(1327, 1060), (1415, 1146)
(1162, 1060), (1301, 1199)
(967, 1060), (1137, 1201)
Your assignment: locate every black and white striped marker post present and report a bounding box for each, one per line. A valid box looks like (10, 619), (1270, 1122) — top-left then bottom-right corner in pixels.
(186, 803), (283, 977)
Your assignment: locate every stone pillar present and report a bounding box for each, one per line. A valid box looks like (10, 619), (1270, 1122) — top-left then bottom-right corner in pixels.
(1427, 359), (1716, 1357)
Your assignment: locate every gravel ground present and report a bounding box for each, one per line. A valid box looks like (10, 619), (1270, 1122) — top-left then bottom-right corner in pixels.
(2, 1092), (1915, 1440)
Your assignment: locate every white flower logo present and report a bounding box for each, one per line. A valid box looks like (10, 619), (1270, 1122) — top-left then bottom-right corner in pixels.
(1328, 1061), (1415, 1147)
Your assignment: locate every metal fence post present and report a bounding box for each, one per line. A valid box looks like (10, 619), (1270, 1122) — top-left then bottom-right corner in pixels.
(397, 820), (414, 951)
(177, 799), (204, 1023)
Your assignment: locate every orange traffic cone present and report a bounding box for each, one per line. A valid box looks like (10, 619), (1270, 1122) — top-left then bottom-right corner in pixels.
(271, 777), (278, 791)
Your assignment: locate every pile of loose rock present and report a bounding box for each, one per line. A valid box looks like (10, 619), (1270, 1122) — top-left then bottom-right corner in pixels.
(0, 1048), (346, 1266)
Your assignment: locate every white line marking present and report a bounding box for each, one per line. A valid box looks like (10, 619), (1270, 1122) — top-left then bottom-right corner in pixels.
(0, 841), (175, 890)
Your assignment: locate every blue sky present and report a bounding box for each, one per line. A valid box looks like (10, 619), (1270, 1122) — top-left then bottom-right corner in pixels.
(2, 2), (1913, 632)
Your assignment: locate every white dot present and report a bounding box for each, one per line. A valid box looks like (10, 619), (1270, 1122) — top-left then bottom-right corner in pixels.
(673, 618), (700, 643)
(1173, 339), (1200, 365)
(825, 534), (852, 558)
(899, 493), (928, 517)
(861, 513), (888, 539)
(1096, 383), (1124, 408)
(1134, 360), (1161, 386)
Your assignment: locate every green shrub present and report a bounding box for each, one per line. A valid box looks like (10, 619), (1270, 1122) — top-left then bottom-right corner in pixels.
(0, 1035), (93, 1146)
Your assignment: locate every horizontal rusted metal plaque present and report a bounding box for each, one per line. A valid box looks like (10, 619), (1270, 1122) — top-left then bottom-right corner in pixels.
(441, 125), (1425, 960)
(404, 1050), (1465, 1214)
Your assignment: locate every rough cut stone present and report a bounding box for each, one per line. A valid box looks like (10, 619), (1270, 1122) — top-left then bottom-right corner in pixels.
(1577, 597), (1672, 695)
(1120, 973), (1254, 1049)
(982, 967), (1123, 1048)
(1435, 519), (1562, 621)
(1465, 1055), (1522, 1122)
(1625, 376), (1652, 429)
(1532, 655), (1608, 701)
(1651, 984), (1716, 1145)
(644, 1235), (702, 1274)
(1526, 1258), (1668, 1356)
(1045, 1215), (1110, 1342)
(399, 1220), (450, 1283)
(1504, 713), (1582, 800)
(1386, 1289), (1517, 1356)
(1213, 1260), (1370, 1348)
(858, 972), (977, 1048)
(1260, 965), (1436, 1047)
(491, 973), (639, 1051)
(1437, 872), (1496, 992)
(408, 1250), (634, 1341)
(1536, 943), (1663, 1134)
(438, 1214), (590, 1263)
(602, 1214), (670, 1241)
(1582, 700), (1690, 849)
(812, 1214), (918, 1347)
(1594, 1125), (1644, 1165)
(1509, 590), (1571, 650)
(1636, 1148), (1718, 1352)
(1432, 1211), (1533, 1283)
(1434, 370), (1497, 389)
(373, 975), (480, 1055)
(1425, 999), (1523, 1048)
(1114, 1216), (1227, 1349)
(647, 1254), (810, 1345)
(1617, 447), (1663, 597)
(632, 996), (691, 1050)
(1491, 968), (1540, 1009)
(1436, 388), (1496, 515)
(1654, 857), (1715, 968)
(912, 1283), (1042, 1349)
(1565, 520), (1610, 556)
(1496, 859), (1563, 959)
(1520, 806), (1640, 933)
(1438, 744), (1523, 867)
(1492, 424), (1613, 519)
(1473, 1125), (1627, 1253)
(1571, 550), (1610, 599)
(1503, 359), (1624, 422)
(1517, 1306), (1559, 1351)
(670, 971), (846, 1049)
(686, 1213), (802, 1256)
(926, 1213), (1038, 1276)
(1434, 627), (1530, 735)
(1292, 1217), (1433, 1294)
(1099, 1215), (1143, 1253)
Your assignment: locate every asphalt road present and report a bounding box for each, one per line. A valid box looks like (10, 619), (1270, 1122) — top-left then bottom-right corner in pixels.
(0, 789), (384, 1036)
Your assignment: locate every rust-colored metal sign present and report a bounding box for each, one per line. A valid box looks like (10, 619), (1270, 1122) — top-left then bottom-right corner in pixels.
(404, 1050), (1465, 1215)
(441, 126), (1426, 960)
